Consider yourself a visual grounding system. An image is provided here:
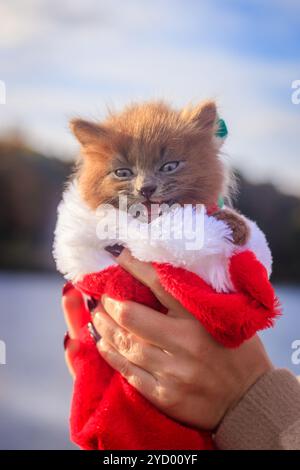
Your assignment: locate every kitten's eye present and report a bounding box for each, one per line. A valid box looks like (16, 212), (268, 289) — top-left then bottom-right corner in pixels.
(114, 168), (133, 178)
(159, 161), (180, 173)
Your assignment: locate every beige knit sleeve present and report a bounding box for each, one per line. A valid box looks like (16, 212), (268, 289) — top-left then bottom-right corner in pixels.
(214, 369), (300, 450)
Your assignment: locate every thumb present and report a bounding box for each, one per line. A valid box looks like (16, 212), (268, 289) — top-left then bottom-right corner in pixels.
(62, 283), (90, 378)
(64, 334), (81, 379)
(62, 282), (90, 339)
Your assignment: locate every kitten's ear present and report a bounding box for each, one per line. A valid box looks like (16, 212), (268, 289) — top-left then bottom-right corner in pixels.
(70, 119), (109, 147)
(182, 101), (217, 133)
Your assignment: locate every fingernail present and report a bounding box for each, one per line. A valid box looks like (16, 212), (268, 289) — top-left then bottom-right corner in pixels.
(62, 281), (73, 296)
(87, 322), (101, 343)
(104, 244), (124, 258)
(63, 331), (70, 350)
(87, 297), (98, 312)
(102, 295), (119, 312)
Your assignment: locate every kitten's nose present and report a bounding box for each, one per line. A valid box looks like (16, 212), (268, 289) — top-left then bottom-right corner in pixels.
(139, 185), (157, 200)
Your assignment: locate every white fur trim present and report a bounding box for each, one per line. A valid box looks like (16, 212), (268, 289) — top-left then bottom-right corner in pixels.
(53, 182), (272, 293)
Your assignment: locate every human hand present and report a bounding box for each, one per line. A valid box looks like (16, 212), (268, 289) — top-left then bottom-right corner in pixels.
(88, 248), (273, 430)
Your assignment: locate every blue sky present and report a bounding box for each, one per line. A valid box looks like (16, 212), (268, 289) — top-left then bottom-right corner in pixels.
(0, 0), (299, 194)
(208, 0), (300, 60)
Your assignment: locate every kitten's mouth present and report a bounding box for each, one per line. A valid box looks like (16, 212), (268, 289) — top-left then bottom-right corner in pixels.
(146, 198), (178, 207)
(135, 199), (179, 223)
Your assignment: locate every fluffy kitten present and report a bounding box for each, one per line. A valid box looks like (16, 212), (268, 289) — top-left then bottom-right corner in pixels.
(70, 100), (249, 245)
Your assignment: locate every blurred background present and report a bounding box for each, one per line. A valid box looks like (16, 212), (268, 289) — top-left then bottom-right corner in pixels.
(0, 0), (300, 449)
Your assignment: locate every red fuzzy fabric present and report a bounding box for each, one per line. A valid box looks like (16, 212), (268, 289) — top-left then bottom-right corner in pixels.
(68, 250), (280, 450)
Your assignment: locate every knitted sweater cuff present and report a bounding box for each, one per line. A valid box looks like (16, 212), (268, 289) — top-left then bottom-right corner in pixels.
(215, 368), (300, 450)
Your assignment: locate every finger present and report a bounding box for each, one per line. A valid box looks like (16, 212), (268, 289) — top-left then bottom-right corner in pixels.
(100, 296), (182, 350)
(115, 249), (190, 318)
(64, 333), (81, 379)
(93, 310), (169, 375)
(98, 338), (159, 402)
(62, 282), (89, 339)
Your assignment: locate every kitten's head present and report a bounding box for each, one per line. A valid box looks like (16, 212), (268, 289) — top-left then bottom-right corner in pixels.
(70, 100), (227, 210)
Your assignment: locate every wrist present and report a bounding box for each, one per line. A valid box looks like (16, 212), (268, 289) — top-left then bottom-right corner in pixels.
(216, 341), (273, 429)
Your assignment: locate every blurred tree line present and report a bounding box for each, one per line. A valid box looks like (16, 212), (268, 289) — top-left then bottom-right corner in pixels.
(0, 137), (300, 282)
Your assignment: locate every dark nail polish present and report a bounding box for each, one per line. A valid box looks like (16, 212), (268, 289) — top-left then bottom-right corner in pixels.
(87, 297), (98, 312)
(62, 281), (73, 296)
(87, 322), (101, 343)
(104, 244), (124, 258)
(63, 331), (70, 350)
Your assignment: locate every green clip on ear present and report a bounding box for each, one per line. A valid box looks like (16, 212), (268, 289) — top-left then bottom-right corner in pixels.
(218, 195), (224, 209)
(214, 117), (228, 150)
(215, 118), (227, 209)
(215, 118), (228, 138)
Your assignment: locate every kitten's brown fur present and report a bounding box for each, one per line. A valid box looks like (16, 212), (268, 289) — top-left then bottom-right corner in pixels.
(70, 100), (249, 245)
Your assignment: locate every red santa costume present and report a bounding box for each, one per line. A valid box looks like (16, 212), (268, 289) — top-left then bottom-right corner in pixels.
(53, 181), (280, 450)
